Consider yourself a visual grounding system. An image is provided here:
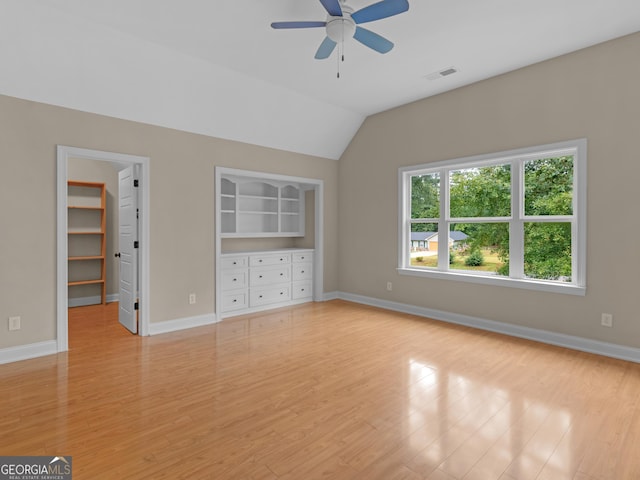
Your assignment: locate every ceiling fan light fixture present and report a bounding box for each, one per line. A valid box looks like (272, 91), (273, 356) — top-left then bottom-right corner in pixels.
(326, 16), (356, 42)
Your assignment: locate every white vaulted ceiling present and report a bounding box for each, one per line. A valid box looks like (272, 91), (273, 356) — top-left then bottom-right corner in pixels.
(1, 0), (639, 159)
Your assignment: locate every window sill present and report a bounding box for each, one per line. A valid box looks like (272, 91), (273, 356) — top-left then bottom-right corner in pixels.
(397, 267), (586, 296)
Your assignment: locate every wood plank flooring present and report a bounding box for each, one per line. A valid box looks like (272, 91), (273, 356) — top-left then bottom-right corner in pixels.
(1, 300), (640, 479)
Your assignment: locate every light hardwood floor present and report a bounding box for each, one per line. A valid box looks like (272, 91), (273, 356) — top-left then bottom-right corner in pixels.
(1, 300), (639, 479)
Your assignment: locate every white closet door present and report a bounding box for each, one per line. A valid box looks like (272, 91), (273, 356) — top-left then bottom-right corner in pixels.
(118, 166), (138, 334)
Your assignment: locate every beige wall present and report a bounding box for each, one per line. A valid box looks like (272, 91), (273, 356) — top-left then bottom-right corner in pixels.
(338, 32), (640, 349)
(0, 95), (339, 349)
(2, 32), (639, 355)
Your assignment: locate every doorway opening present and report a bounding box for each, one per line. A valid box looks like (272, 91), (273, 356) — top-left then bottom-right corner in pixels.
(56, 146), (150, 352)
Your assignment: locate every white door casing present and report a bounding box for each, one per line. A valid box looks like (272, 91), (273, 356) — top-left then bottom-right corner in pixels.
(57, 146), (150, 351)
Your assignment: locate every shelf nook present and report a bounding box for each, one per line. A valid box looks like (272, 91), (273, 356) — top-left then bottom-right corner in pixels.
(67, 180), (106, 304)
(219, 175), (305, 237)
(216, 168), (319, 319)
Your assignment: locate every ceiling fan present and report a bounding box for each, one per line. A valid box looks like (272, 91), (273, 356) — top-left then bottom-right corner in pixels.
(271, 0), (410, 60)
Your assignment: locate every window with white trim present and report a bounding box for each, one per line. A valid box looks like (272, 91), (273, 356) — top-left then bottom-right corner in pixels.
(398, 140), (586, 295)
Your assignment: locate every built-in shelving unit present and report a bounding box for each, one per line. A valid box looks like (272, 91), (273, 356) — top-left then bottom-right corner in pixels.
(215, 167), (323, 319)
(67, 180), (106, 304)
(219, 175), (304, 237)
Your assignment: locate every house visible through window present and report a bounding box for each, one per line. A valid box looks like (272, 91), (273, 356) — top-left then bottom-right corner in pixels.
(398, 140), (586, 295)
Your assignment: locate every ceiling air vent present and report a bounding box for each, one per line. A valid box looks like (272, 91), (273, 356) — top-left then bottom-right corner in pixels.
(425, 67), (458, 81)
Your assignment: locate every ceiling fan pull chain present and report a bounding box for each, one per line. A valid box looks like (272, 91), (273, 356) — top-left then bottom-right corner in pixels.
(336, 19), (344, 78)
(342, 20), (346, 62)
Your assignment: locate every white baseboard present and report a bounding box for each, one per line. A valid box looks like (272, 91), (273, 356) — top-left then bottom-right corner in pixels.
(220, 298), (315, 320)
(148, 313), (218, 336)
(0, 313), (217, 364)
(0, 340), (58, 365)
(68, 294), (119, 307)
(6, 297), (636, 365)
(322, 291), (340, 301)
(337, 292), (640, 364)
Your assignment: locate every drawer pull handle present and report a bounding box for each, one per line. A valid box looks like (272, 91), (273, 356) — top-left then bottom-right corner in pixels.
(259, 275), (263, 278)
(259, 295), (263, 298)
(301, 288), (305, 292)
(259, 259), (263, 263)
(233, 261), (237, 265)
(233, 278), (237, 281)
(301, 270), (305, 274)
(233, 299), (237, 303)
(280, 273), (284, 276)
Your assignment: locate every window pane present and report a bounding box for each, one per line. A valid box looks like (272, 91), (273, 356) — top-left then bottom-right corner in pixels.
(524, 156), (573, 216)
(524, 222), (572, 282)
(449, 164), (511, 218)
(410, 223), (438, 267)
(411, 173), (440, 219)
(449, 223), (509, 275)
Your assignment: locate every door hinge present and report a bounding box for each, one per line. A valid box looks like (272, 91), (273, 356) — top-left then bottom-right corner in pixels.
(134, 302), (139, 310)
(134, 179), (139, 187)
(134, 241), (139, 248)
(136, 208), (139, 219)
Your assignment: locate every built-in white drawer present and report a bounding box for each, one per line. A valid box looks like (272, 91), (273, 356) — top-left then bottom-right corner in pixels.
(250, 253), (291, 267)
(221, 255), (248, 269)
(292, 263), (313, 281)
(292, 281), (312, 300)
(221, 291), (248, 312)
(222, 270), (248, 291)
(292, 251), (313, 264)
(250, 265), (290, 286)
(218, 249), (315, 318)
(250, 285), (291, 307)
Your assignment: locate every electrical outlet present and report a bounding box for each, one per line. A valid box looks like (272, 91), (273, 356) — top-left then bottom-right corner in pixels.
(9, 316), (21, 331)
(386, 282), (393, 291)
(601, 313), (613, 328)
(189, 293), (196, 305)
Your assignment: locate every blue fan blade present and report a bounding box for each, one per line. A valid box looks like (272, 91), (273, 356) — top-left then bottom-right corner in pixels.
(315, 36), (337, 59)
(353, 26), (394, 53)
(352, 0), (409, 24)
(271, 21), (326, 29)
(319, 0), (342, 17)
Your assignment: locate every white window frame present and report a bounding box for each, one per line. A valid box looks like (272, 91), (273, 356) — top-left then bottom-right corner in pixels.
(398, 139), (586, 295)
